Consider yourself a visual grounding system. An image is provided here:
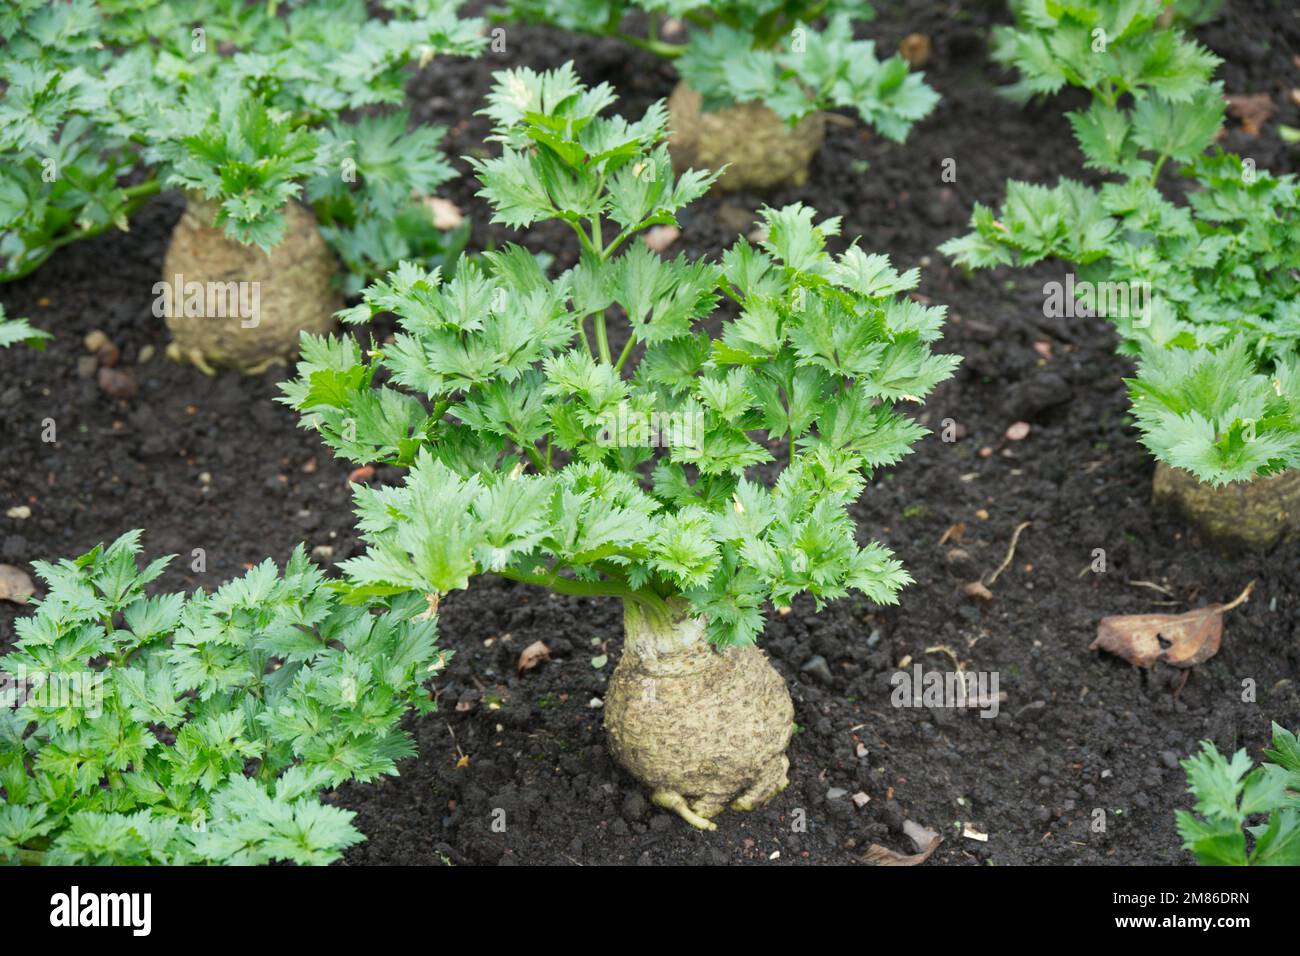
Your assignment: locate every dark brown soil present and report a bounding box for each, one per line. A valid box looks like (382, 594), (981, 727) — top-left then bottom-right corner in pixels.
(1, 0), (1297, 866)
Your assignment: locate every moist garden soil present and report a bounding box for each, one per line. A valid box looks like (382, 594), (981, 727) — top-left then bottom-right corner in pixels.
(2, 0), (1298, 865)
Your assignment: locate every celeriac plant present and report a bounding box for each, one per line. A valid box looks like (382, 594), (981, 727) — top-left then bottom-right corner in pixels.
(0, 0), (485, 285)
(0, 533), (446, 865)
(941, 1), (1300, 486)
(1177, 722), (1300, 866)
(282, 64), (956, 826)
(285, 61), (956, 644)
(497, 0), (938, 135)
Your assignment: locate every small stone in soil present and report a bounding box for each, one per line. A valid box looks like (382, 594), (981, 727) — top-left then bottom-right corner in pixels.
(1005, 371), (1072, 420)
(83, 329), (109, 353)
(800, 655), (833, 683)
(622, 792), (648, 821)
(945, 547), (973, 569)
(97, 341), (121, 368)
(97, 366), (138, 401)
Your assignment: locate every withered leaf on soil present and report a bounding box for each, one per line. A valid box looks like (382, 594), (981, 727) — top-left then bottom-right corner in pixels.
(516, 639), (551, 676)
(0, 564), (35, 604)
(1089, 582), (1254, 669)
(938, 521), (966, 546)
(861, 833), (942, 866)
(1225, 93), (1275, 136)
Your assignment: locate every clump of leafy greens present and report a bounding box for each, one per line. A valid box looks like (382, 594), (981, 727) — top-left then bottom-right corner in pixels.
(0, 532), (447, 865)
(0, 1), (155, 282)
(0, 0), (485, 285)
(1176, 722), (1300, 866)
(989, 0), (1221, 106)
(495, 1), (937, 135)
(941, 0), (1300, 485)
(281, 64), (958, 646)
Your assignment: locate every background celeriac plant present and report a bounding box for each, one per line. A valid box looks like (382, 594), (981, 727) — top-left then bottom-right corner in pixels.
(0, 0), (155, 282)
(282, 63), (958, 646)
(496, 0), (938, 135)
(942, 0), (1300, 486)
(990, 0), (1221, 106)
(0, 0), (485, 285)
(1176, 723), (1300, 866)
(0, 533), (446, 865)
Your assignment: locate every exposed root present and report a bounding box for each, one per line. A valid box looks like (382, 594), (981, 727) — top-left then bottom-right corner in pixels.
(651, 790), (717, 831)
(986, 520), (1031, 585)
(730, 755), (789, 812)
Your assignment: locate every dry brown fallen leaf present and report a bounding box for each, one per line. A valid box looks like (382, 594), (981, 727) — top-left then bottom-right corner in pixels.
(642, 225), (681, 253)
(862, 832), (941, 866)
(1225, 93), (1275, 136)
(415, 591), (440, 621)
(0, 564), (35, 604)
(1089, 581), (1255, 669)
(516, 639), (551, 676)
(938, 521), (966, 546)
